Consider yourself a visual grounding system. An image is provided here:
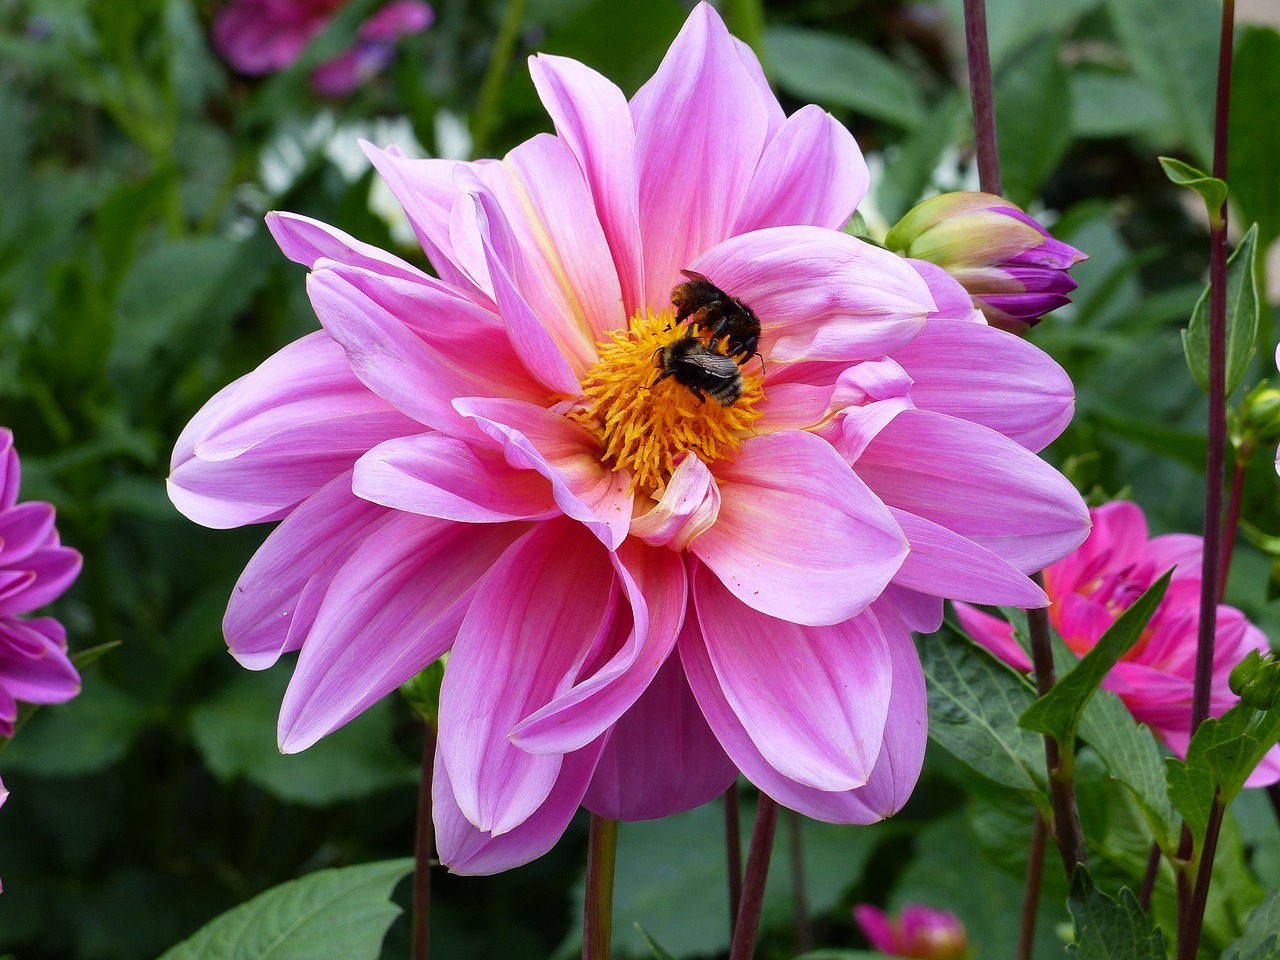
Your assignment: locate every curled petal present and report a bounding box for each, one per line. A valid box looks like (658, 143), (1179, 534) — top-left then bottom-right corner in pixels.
(0, 544), (81, 617)
(629, 453), (720, 549)
(0, 430), (18, 509)
(266, 211), (428, 283)
(0, 502), (56, 566)
(692, 430), (907, 626)
(0, 616), (80, 707)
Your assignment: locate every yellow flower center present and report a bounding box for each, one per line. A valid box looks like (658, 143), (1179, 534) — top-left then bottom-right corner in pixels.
(575, 308), (764, 495)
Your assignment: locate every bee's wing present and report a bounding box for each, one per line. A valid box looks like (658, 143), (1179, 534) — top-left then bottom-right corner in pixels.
(680, 352), (740, 381)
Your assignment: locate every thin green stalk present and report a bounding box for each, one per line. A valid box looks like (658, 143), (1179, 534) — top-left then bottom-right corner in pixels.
(788, 809), (812, 954)
(412, 722), (436, 960)
(583, 815), (618, 960)
(471, 0), (529, 157)
(729, 794), (779, 960)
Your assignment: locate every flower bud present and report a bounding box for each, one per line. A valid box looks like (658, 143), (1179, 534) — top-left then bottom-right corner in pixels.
(399, 653), (447, 727)
(853, 904), (969, 959)
(1230, 650), (1280, 711)
(885, 191), (1086, 335)
(1240, 383), (1280, 450)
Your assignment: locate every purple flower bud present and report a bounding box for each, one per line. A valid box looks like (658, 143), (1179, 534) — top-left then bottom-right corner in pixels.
(853, 904), (969, 959)
(886, 192), (1086, 335)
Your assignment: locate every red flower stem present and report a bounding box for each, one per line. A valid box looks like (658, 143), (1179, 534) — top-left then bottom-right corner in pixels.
(1027, 574), (1087, 874)
(1218, 457), (1246, 602)
(1015, 812), (1047, 960)
(787, 809), (813, 953)
(1138, 843), (1162, 911)
(729, 793), (780, 960)
(412, 722), (436, 960)
(1179, 0), (1235, 954)
(725, 781), (743, 935)
(583, 815), (618, 960)
(962, 0), (1002, 196)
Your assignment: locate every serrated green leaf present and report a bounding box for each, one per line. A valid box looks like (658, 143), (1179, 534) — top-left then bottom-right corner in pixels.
(1159, 157), (1228, 218)
(1066, 868), (1165, 959)
(1223, 892), (1280, 960)
(1020, 571), (1170, 747)
(156, 859), (412, 960)
(1229, 27), (1280, 250)
(766, 26), (926, 128)
(923, 629), (1046, 794)
(1181, 224), (1262, 395)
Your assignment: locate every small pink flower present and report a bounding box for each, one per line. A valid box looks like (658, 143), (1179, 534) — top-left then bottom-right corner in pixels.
(956, 500), (1280, 786)
(0, 429), (82, 739)
(886, 192), (1085, 335)
(171, 3), (1088, 874)
(212, 0), (432, 95)
(854, 904), (968, 959)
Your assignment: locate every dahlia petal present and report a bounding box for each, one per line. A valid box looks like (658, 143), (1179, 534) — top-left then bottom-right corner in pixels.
(690, 227), (933, 363)
(353, 433), (557, 523)
(438, 520), (618, 835)
(583, 650), (738, 821)
(730, 36), (786, 138)
(890, 508), (1048, 607)
(0, 501), (56, 566)
(0, 431), (18, 509)
(952, 602), (1032, 671)
(732, 104), (867, 235)
(889, 318), (1075, 452)
(511, 539), (685, 753)
(278, 516), (522, 753)
(1146, 533), (1203, 579)
(880, 583), (944, 633)
(0, 617), (80, 704)
(501, 132), (628, 347)
(629, 453), (720, 550)
(630, 2), (771, 308)
(454, 397), (632, 550)
(223, 471), (390, 670)
(691, 565), (892, 790)
(266, 211), (428, 283)
(0, 545), (81, 616)
(434, 736), (606, 875)
(1245, 746), (1280, 788)
(528, 53), (645, 314)
(855, 409), (1090, 573)
(692, 430), (907, 626)
(906, 259), (986, 323)
(168, 331), (418, 528)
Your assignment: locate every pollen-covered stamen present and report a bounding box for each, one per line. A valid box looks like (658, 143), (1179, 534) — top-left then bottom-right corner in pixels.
(576, 308), (764, 494)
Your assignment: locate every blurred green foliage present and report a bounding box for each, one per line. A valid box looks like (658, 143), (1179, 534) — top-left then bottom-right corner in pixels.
(1, 0), (1279, 957)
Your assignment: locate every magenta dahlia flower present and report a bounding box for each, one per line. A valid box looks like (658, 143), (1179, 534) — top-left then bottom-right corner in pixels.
(853, 904), (969, 959)
(885, 192), (1085, 335)
(0, 429), (82, 739)
(170, 3), (1088, 873)
(956, 500), (1280, 786)
(213, 0), (432, 95)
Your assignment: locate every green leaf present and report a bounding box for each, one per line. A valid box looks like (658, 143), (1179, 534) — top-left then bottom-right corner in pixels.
(940, 0), (1103, 71)
(766, 26), (927, 129)
(631, 923), (677, 960)
(876, 92), (967, 223)
(189, 670), (416, 806)
(1066, 868), (1166, 959)
(1020, 571), (1171, 748)
(1229, 27), (1280, 250)
(1158, 156), (1228, 218)
(156, 859), (412, 960)
(1070, 68), (1172, 140)
(1105, 0), (1218, 166)
(1181, 223), (1262, 395)
(923, 629), (1046, 794)
(0, 677), (148, 776)
(994, 33), (1073, 207)
(1223, 892), (1280, 960)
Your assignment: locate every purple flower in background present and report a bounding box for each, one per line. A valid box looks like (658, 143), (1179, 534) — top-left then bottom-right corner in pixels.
(886, 191), (1085, 335)
(213, 0), (432, 95)
(854, 904), (969, 959)
(0, 429), (81, 740)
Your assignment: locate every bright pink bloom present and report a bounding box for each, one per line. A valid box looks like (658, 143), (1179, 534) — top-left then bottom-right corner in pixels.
(170, 3), (1088, 874)
(213, 0), (432, 95)
(0, 429), (82, 739)
(854, 904), (968, 959)
(956, 500), (1280, 786)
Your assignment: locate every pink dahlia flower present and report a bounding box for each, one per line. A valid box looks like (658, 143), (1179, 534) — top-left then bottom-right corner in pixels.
(0, 429), (82, 739)
(956, 500), (1280, 786)
(885, 192), (1085, 335)
(170, 3), (1088, 874)
(213, 0), (432, 95)
(853, 904), (968, 959)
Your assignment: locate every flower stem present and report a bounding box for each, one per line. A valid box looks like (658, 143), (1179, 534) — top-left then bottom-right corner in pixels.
(412, 722), (436, 960)
(787, 809), (813, 954)
(725, 782), (743, 936)
(471, 0), (529, 156)
(1177, 792), (1226, 960)
(583, 815), (618, 960)
(1015, 812), (1046, 960)
(729, 793), (780, 960)
(1027, 574), (1087, 874)
(962, 0), (1002, 196)
(1138, 843), (1162, 911)
(1218, 457), (1247, 602)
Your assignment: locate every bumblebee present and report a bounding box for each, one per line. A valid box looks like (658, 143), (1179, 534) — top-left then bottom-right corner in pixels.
(670, 270), (763, 371)
(655, 335), (745, 406)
